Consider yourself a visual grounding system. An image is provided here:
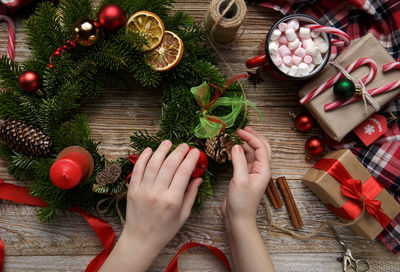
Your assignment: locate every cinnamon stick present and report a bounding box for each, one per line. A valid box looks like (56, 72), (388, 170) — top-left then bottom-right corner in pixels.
(277, 176), (303, 229)
(265, 178), (283, 209)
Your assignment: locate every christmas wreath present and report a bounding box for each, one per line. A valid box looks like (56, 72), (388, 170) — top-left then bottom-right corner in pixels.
(0, 0), (250, 222)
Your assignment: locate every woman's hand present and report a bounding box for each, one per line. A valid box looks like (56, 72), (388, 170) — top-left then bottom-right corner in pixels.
(221, 126), (272, 228)
(100, 141), (202, 272)
(124, 141), (202, 250)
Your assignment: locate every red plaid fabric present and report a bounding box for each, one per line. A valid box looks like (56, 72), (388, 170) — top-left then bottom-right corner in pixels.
(251, 0), (400, 253)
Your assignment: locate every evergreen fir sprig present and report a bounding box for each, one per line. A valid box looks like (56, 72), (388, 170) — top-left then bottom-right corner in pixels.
(0, 0), (249, 222)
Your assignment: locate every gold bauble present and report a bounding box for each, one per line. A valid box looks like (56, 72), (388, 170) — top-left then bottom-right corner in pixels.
(73, 19), (101, 46)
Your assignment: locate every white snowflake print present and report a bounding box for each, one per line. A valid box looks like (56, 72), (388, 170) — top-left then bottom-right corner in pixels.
(364, 124), (375, 135)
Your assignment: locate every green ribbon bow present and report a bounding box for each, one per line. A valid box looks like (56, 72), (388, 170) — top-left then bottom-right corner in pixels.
(191, 75), (261, 139)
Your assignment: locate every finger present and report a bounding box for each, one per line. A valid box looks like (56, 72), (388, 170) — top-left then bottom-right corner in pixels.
(237, 129), (268, 166)
(142, 140), (172, 187)
(242, 142), (255, 163)
(169, 148), (200, 196)
(155, 143), (189, 189)
(244, 126), (272, 159)
(130, 147), (153, 188)
(180, 178), (202, 221)
(231, 144), (250, 184)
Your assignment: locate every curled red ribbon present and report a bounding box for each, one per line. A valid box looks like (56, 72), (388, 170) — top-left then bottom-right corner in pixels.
(0, 178), (115, 272)
(166, 242), (231, 272)
(313, 158), (392, 228)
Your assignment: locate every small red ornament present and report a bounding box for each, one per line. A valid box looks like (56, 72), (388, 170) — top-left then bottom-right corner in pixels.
(290, 112), (314, 132)
(50, 146), (94, 189)
(190, 148), (208, 178)
(305, 136), (324, 160)
(98, 4), (126, 32)
(18, 70), (41, 92)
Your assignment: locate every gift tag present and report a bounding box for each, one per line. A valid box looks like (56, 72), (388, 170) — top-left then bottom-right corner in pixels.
(353, 114), (387, 146)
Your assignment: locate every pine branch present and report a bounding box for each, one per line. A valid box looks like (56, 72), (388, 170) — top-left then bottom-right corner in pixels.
(24, 2), (65, 63)
(0, 56), (23, 93)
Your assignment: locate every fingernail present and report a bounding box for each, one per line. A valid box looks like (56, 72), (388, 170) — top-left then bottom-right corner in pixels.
(143, 147), (151, 154)
(233, 145), (242, 154)
(162, 140), (171, 146)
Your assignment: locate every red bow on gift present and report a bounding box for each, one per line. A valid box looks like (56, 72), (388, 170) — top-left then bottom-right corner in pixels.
(314, 158), (392, 227)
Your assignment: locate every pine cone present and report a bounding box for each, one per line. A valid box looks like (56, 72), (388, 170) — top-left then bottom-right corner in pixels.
(96, 164), (122, 186)
(205, 133), (236, 164)
(0, 120), (52, 156)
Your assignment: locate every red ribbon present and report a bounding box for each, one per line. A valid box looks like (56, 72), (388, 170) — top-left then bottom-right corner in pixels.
(313, 158), (392, 228)
(0, 238), (3, 272)
(0, 178), (115, 272)
(165, 242), (231, 272)
(125, 154), (139, 181)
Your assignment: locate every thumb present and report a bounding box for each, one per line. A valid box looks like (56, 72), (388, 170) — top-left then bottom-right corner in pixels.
(180, 178), (203, 220)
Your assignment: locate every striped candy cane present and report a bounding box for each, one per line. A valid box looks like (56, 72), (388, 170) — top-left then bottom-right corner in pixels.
(305, 24), (351, 46)
(325, 62), (400, 111)
(300, 57), (378, 105)
(0, 15), (16, 60)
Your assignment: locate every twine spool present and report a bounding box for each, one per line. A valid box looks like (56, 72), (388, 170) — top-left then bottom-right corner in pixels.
(204, 0), (246, 45)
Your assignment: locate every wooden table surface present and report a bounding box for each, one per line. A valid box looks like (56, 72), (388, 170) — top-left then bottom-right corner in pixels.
(1, 1), (400, 271)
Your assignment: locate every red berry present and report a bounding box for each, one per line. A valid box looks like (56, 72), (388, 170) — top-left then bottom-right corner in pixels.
(63, 45), (68, 49)
(53, 51), (60, 56)
(49, 64), (54, 69)
(189, 148), (208, 178)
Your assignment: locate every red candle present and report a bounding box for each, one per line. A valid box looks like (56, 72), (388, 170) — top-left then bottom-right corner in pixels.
(50, 151), (90, 189)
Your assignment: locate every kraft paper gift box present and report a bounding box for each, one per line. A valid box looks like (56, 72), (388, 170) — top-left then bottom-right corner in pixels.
(298, 33), (400, 142)
(302, 149), (400, 240)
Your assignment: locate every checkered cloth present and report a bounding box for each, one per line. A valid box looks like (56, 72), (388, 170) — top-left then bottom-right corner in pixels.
(251, 0), (400, 253)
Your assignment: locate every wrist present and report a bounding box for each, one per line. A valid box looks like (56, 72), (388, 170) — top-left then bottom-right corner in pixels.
(224, 216), (258, 235)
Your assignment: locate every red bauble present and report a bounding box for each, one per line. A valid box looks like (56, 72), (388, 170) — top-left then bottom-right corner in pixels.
(98, 4), (126, 32)
(305, 136), (324, 159)
(295, 112), (314, 132)
(190, 148), (208, 178)
(18, 70), (41, 92)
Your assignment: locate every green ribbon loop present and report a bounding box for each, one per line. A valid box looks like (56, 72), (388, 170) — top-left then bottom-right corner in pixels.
(191, 81), (261, 139)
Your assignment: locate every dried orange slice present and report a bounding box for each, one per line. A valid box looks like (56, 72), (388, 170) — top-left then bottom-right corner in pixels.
(126, 11), (165, 51)
(146, 31), (184, 72)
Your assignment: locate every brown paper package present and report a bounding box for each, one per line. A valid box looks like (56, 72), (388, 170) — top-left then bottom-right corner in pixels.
(299, 33), (400, 141)
(302, 149), (400, 240)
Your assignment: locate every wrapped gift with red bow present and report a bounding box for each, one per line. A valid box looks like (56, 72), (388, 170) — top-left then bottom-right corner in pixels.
(302, 149), (400, 241)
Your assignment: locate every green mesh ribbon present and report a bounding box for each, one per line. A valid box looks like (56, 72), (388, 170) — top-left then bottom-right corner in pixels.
(191, 77), (261, 139)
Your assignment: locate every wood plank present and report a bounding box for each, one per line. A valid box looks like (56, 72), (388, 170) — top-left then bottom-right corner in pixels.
(0, 0), (399, 271)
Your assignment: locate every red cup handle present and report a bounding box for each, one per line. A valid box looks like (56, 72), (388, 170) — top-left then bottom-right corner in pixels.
(246, 55), (267, 68)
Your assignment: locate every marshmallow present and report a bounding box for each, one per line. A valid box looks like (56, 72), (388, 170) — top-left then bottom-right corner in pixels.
(310, 31), (320, 38)
(278, 22), (288, 32)
(318, 41), (329, 54)
(270, 29), (281, 40)
(288, 65), (298, 76)
(306, 45), (319, 56)
(302, 38), (314, 49)
(314, 36), (325, 46)
(268, 41), (279, 55)
(293, 55), (302, 65)
(285, 28), (297, 42)
(297, 63), (309, 76)
(294, 47), (306, 58)
(278, 45), (291, 56)
(279, 64), (290, 74)
(314, 52), (323, 64)
(288, 38), (301, 50)
(283, 55), (293, 66)
(299, 27), (311, 39)
(271, 54), (283, 66)
(287, 19), (300, 31)
(307, 64), (316, 73)
(303, 55), (313, 64)
(278, 35), (288, 44)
